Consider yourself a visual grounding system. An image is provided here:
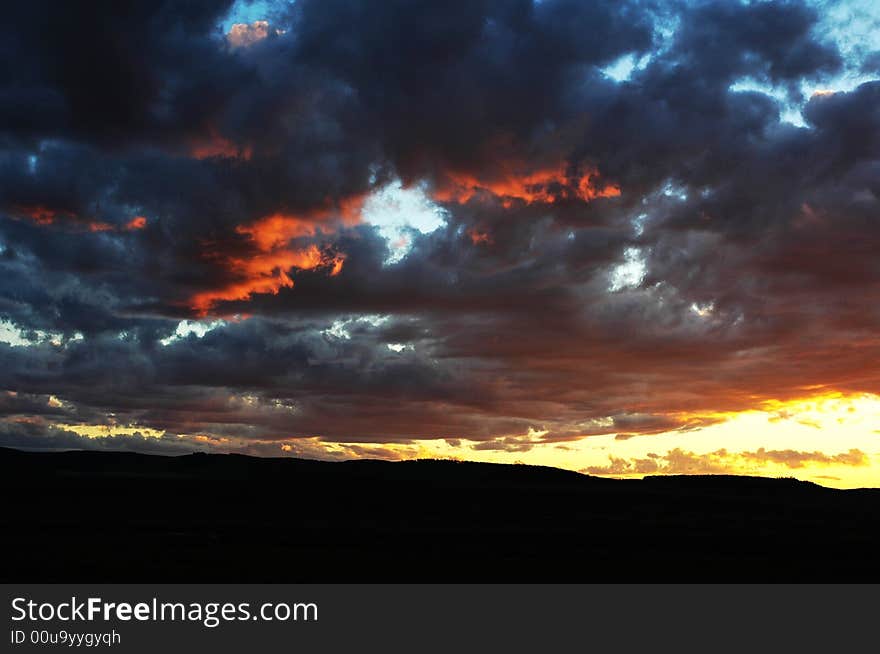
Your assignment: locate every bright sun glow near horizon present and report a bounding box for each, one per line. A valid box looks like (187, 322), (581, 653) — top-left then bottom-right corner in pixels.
(43, 390), (880, 489)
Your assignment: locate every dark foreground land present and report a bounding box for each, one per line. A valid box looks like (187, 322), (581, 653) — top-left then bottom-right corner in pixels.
(2, 446), (878, 581)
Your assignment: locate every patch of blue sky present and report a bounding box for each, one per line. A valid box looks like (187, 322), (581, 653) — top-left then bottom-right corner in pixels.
(600, 9), (679, 83)
(160, 319), (227, 346)
(361, 180), (448, 265)
(219, 0), (287, 33)
(727, 1), (880, 127)
(600, 52), (654, 82)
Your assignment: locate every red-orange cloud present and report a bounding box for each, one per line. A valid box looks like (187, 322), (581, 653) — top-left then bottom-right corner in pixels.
(467, 228), (493, 245)
(125, 216), (147, 230)
(190, 137), (253, 161)
(188, 125), (253, 161)
(189, 207), (355, 316)
(433, 164), (620, 207)
(12, 205), (67, 225)
(190, 244), (343, 316)
(10, 205), (148, 234)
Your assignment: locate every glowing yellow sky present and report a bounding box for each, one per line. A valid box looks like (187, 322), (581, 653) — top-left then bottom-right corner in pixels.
(306, 392), (880, 489)
(54, 391), (880, 489)
(437, 392), (880, 489)
(57, 423), (165, 439)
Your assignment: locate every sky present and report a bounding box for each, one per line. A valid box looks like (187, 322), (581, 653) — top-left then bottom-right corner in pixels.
(1, 0), (879, 488)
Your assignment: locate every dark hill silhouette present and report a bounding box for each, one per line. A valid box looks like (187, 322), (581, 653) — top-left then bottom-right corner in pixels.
(2, 447), (877, 581)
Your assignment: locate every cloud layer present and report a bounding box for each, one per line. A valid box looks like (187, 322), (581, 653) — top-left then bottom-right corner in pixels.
(1, 0), (879, 469)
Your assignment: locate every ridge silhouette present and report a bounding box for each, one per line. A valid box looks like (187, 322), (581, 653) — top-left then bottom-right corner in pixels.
(2, 447), (877, 581)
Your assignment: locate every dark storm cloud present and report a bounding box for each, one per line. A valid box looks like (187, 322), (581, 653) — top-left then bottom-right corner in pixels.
(0, 0), (878, 451)
(0, 392), (73, 419)
(669, 0), (840, 87)
(288, 0), (656, 177)
(0, 0), (246, 149)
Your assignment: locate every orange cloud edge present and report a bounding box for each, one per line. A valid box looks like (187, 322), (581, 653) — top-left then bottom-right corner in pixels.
(187, 163), (620, 315)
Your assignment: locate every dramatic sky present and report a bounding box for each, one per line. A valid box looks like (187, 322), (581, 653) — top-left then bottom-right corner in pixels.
(2, 0), (880, 487)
